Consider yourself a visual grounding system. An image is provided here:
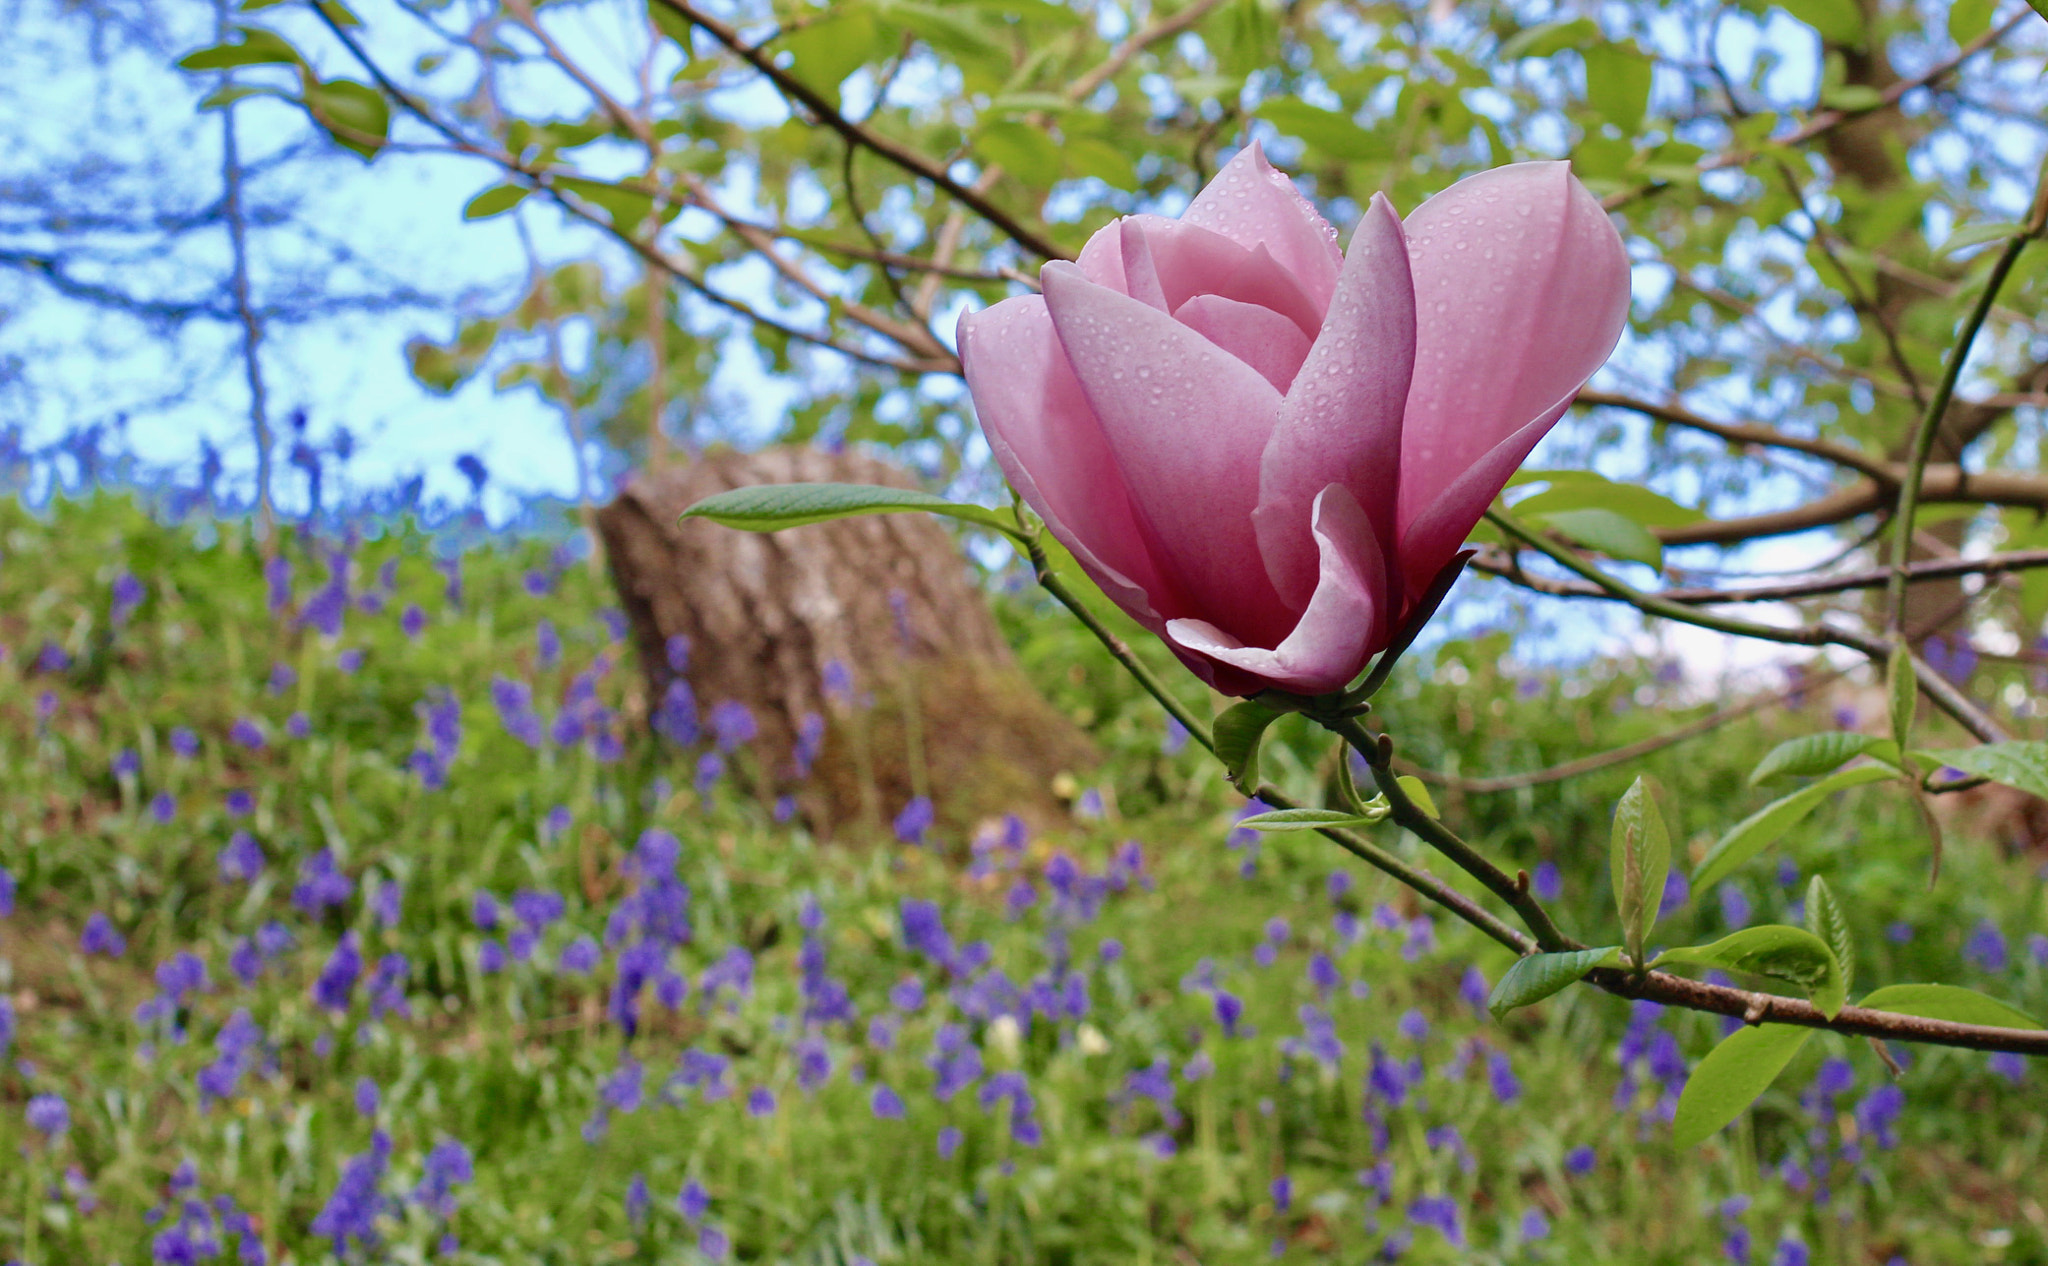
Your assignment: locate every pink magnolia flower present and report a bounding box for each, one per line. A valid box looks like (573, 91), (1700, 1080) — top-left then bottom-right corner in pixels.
(958, 145), (1630, 697)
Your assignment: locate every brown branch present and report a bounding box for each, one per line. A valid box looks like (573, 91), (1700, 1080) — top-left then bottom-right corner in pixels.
(1068, 0), (1231, 102)
(652, 0), (1069, 262)
(1473, 546), (2048, 605)
(1577, 389), (1894, 481)
(1585, 967), (2048, 1055)
(1650, 465), (2048, 547)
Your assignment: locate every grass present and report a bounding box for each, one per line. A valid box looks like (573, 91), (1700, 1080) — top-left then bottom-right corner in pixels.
(0, 492), (2044, 1265)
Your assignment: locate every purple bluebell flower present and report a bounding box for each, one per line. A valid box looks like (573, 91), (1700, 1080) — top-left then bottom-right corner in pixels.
(313, 933), (363, 1013)
(871, 1084), (906, 1119)
(170, 727), (200, 758)
(1099, 938), (1124, 964)
(287, 712), (312, 739)
(1488, 1049), (1521, 1104)
(372, 880), (402, 929)
(229, 718), (265, 750)
(535, 619), (561, 667)
(414, 1138), (473, 1220)
(1182, 1050), (1214, 1082)
(1408, 1195), (1463, 1246)
(1271, 1175), (1292, 1212)
(81, 912), (126, 957)
(1964, 920), (2010, 972)
(1214, 991), (1245, 1038)
(217, 831), (265, 884)
(150, 791), (177, 823)
(1397, 1009), (1429, 1043)
(895, 795), (935, 846)
(937, 1125), (963, 1159)
(1854, 1082), (1904, 1148)
(698, 1225), (730, 1260)
(265, 554), (293, 613)
(653, 678), (699, 745)
(1771, 1237), (1810, 1266)
(491, 677), (546, 748)
(268, 661), (298, 696)
(1989, 1051), (2027, 1083)
(112, 747), (141, 779)
(110, 572), (146, 625)
(478, 941), (506, 974)
(1659, 869), (1690, 918)
(309, 1132), (391, 1257)
(292, 849), (353, 915)
(368, 953), (410, 1020)
(26, 1092), (69, 1137)
(624, 1173), (650, 1229)
(1459, 966), (1488, 1016)
(229, 938), (264, 986)
(2028, 933), (2048, 967)
(1886, 920), (1914, 943)
(560, 937), (601, 974)
(1564, 1144), (1596, 1176)
(694, 751), (724, 793)
(1163, 714), (1190, 755)
(158, 951), (208, 1000)
(354, 1078), (380, 1117)
(401, 605), (426, 639)
(676, 1178), (710, 1222)
(710, 700), (756, 751)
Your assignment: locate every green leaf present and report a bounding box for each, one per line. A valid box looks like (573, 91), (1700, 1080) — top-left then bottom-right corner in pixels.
(1498, 16), (1601, 59)
(1917, 741), (2048, 799)
(1064, 137), (1136, 188)
(1235, 806), (1388, 832)
(1941, 221), (2024, 255)
(1610, 776), (1670, 965)
(316, 0), (361, 25)
(177, 27), (303, 70)
(1803, 875), (1853, 997)
(1887, 643), (1916, 750)
(1214, 701), (1283, 795)
(1506, 470), (1706, 528)
(1487, 947), (1622, 1018)
(1857, 984), (2043, 1030)
(304, 78), (389, 159)
(1582, 42), (1653, 136)
(1537, 507), (1662, 568)
(1818, 84), (1883, 111)
(681, 482), (1025, 541)
(1672, 1024), (1814, 1148)
(555, 177), (662, 230)
(1254, 99), (1388, 161)
(648, 0), (694, 47)
(1693, 763), (1895, 891)
(1749, 732), (1897, 784)
(1948, 0), (1998, 41)
(1781, 0), (1865, 47)
(781, 6), (879, 107)
(975, 120), (1064, 188)
(1653, 925), (1846, 1017)
(463, 184), (531, 220)
(1396, 775), (1439, 820)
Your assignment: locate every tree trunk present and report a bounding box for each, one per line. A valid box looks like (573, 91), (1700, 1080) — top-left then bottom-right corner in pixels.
(596, 446), (1097, 839)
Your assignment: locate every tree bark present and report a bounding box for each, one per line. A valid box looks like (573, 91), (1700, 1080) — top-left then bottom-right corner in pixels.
(596, 446), (1097, 838)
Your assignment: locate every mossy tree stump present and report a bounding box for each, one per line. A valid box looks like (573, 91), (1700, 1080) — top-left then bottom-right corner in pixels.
(596, 447), (1096, 839)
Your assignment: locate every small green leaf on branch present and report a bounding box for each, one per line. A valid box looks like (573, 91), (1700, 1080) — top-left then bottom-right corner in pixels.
(1672, 1023), (1814, 1148)
(303, 78), (389, 160)
(1887, 644), (1916, 752)
(1749, 732), (1898, 784)
(1534, 507), (1662, 569)
(680, 483), (1026, 541)
(1857, 984), (2043, 1030)
(1916, 741), (2048, 800)
(177, 27), (304, 70)
(1234, 806), (1389, 832)
(1395, 775), (1439, 819)
(464, 184), (531, 220)
(1214, 701), (1283, 794)
(1610, 775), (1670, 967)
(1803, 875), (1853, 997)
(1692, 763), (1895, 891)
(1486, 947), (1622, 1019)
(1653, 925), (1846, 1017)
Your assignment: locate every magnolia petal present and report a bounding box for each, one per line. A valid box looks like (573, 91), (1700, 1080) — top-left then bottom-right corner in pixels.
(1255, 193), (1415, 612)
(1394, 162), (1631, 595)
(1117, 217), (1325, 338)
(1181, 142), (1344, 313)
(1172, 294), (1313, 394)
(1168, 484), (1384, 694)
(957, 294), (1177, 626)
(1040, 260), (1294, 649)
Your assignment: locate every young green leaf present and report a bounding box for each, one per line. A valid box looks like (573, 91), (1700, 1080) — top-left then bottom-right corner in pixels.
(1692, 763), (1895, 891)
(1802, 875), (1853, 997)
(1609, 776), (1670, 966)
(1214, 701), (1283, 795)
(1886, 644), (1916, 753)
(1535, 507), (1662, 569)
(304, 78), (389, 160)
(176, 26), (304, 70)
(1394, 775), (1440, 820)
(1748, 733), (1898, 785)
(1856, 984), (2043, 1030)
(1652, 925), (1846, 1017)
(1486, 947), (1623, 1019)
(680, 483), (1026, 541)
(463, 184), (531, 220)
(1916, 741), (2048, 800)
(1671, 1024), (1814, 1149)
(1233, 806), (1388, 832)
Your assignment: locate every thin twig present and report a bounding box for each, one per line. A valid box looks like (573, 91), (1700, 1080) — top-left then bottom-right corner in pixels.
(1886, 169), (2048, 634)
(1471, 545), (2048, 605)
